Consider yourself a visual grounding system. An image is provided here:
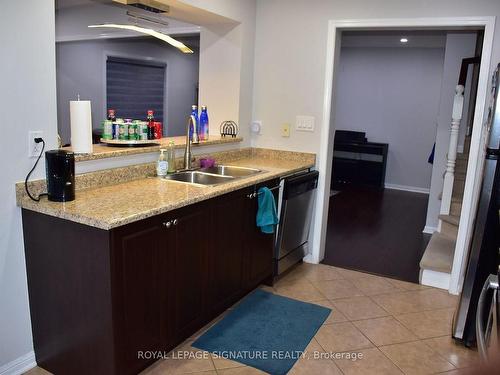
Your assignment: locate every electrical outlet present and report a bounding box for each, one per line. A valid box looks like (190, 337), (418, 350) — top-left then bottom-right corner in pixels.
(296, 115), (315, 132)
(28, 131), (44, 158)
(281, 123), (290, 137)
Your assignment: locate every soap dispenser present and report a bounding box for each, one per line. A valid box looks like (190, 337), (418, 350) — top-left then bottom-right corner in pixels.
(156, 149), (168, 177)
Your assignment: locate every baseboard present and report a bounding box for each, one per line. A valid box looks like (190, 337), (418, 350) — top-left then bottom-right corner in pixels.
(0, 351), (36, 375)
(385, 183), (430, 194)
(302, 253), (317, 264)
(420, 269), (451, 290)
(422, 225), (437, 234)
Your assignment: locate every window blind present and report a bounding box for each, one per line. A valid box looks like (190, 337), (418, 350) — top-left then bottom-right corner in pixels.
(106, 56), (165, 123)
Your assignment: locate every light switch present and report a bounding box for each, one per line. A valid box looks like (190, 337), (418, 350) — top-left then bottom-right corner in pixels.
(281, 123), (290, 137)
(296, 115), (315, 132)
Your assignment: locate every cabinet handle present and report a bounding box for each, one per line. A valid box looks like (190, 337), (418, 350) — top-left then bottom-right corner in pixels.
(172, 219), (179, 226)
(163, 221), (172, 228)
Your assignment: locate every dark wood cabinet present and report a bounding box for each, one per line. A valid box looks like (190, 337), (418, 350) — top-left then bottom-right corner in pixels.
(111, 215), (171, 374)
(208, 187), (251, 316)
(169, 203), (210, 343)
(244, 182), (278, 289)
(22, 180), (278, 375)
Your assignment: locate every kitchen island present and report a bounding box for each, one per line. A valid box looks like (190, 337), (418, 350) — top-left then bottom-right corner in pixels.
(17, 147), (315, 375)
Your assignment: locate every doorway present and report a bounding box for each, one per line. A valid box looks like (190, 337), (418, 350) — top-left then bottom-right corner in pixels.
(310, 17), (495, 294)
(322, 29), (481, 283)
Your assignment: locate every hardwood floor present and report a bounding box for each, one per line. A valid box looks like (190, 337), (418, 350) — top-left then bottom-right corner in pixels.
(322, 187), (431, 283)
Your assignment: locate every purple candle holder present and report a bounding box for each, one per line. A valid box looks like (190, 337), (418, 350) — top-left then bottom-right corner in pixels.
(200, 158), (215, 168)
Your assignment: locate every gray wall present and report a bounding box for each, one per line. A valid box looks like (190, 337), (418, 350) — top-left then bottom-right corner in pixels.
(56, 36), (199, 143)
(334, 46), (445, 190)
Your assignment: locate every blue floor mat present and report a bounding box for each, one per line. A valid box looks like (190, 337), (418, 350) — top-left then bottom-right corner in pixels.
(192, 289), (331, 375)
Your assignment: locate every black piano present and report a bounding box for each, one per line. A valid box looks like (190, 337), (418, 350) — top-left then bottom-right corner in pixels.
(332, 130), (389, 190)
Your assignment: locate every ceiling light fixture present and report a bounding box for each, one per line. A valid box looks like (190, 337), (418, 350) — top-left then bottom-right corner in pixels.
(400, 38), (409, 43)
(88, 24), (193, 54)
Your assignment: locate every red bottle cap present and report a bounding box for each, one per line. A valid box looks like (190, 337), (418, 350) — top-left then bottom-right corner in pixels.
(147, 110), (154, 116)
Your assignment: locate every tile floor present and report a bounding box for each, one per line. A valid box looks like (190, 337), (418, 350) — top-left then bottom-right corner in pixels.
(25, 263), (479, 375)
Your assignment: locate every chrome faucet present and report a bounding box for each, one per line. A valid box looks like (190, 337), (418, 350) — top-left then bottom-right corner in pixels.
(183, 115), (199, 170)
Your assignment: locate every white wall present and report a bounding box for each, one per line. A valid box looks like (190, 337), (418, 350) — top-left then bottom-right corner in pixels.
(334, 46), (445, 190)
(0, 0), (58, 372)
(252, 0), (500, 153)
(252, 0), (500, 257)
(195, 2), (257, 145)
(425, 33), (477, 230)
(157, 0), (257, 146)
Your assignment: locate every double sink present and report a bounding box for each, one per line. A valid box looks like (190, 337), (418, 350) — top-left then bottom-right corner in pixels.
(163, 165), (262, 186)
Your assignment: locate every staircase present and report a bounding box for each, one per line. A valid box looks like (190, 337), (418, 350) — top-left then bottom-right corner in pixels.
(419, 136), (470, 289)
(419, 85), (469, 290)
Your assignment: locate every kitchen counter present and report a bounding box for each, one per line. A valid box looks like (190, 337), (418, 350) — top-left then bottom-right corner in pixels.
(17, 148), (315, 230)
(64, 135), (243, 162)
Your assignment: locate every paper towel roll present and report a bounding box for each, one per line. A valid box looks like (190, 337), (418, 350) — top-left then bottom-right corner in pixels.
(70, 100), (93, 153)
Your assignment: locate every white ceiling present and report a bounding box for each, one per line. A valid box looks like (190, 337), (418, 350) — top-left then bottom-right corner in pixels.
(56, 0), (200, 42)
(341, 30), (453, 49)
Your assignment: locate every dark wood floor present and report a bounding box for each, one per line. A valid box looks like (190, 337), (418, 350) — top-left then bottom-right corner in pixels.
(322, 187), (431, 283)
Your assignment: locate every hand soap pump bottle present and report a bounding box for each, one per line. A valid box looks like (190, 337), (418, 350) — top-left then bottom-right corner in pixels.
(156, 149), (168, 177)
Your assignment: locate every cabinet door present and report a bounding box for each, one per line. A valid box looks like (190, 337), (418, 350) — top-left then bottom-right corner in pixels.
(170, 202), (210, 343)
(208, 188), (249, 315)
(112, 215), (170, 373)
(244, 181), (279, 289)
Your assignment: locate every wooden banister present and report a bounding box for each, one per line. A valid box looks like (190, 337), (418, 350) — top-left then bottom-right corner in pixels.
(440, 84), (465, 215)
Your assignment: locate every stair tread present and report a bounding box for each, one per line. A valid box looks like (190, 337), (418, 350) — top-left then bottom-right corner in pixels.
(419, 232), (456, 273)
(438, 192), (463, 202)
(439, 214), (460, 226)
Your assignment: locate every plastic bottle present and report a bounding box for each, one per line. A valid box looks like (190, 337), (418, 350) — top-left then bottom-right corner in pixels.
(156, 149), (168, 177)
(167, 141), (176, 173)
(190, 105), (199, 141)
(199, 106), (209, 141)
(147, 110), (155, 140)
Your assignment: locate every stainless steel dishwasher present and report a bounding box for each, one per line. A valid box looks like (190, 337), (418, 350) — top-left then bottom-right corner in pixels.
(274, 170), (319, 275)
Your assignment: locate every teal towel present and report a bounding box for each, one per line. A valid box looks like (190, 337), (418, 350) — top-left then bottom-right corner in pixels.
(256, 187), (278, 234)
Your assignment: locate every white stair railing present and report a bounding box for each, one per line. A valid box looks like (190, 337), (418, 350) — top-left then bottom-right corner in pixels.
(440, 85), (465, 215)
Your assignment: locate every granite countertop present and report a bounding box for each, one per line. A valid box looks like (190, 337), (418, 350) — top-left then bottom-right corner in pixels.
(17, 151), (315, 230)
(65, 135), (243, 162)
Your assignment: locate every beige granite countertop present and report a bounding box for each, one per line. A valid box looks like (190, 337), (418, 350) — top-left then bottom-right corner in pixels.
(65, 135), (243, 162)
(17, 149), (315, 230)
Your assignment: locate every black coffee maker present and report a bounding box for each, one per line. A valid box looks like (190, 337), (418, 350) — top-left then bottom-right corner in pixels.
(45, 150), (75, 202)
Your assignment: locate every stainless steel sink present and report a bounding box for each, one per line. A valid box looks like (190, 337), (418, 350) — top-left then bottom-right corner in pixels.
(199, 165), (262, 177)
(163, 171), (234, 186)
